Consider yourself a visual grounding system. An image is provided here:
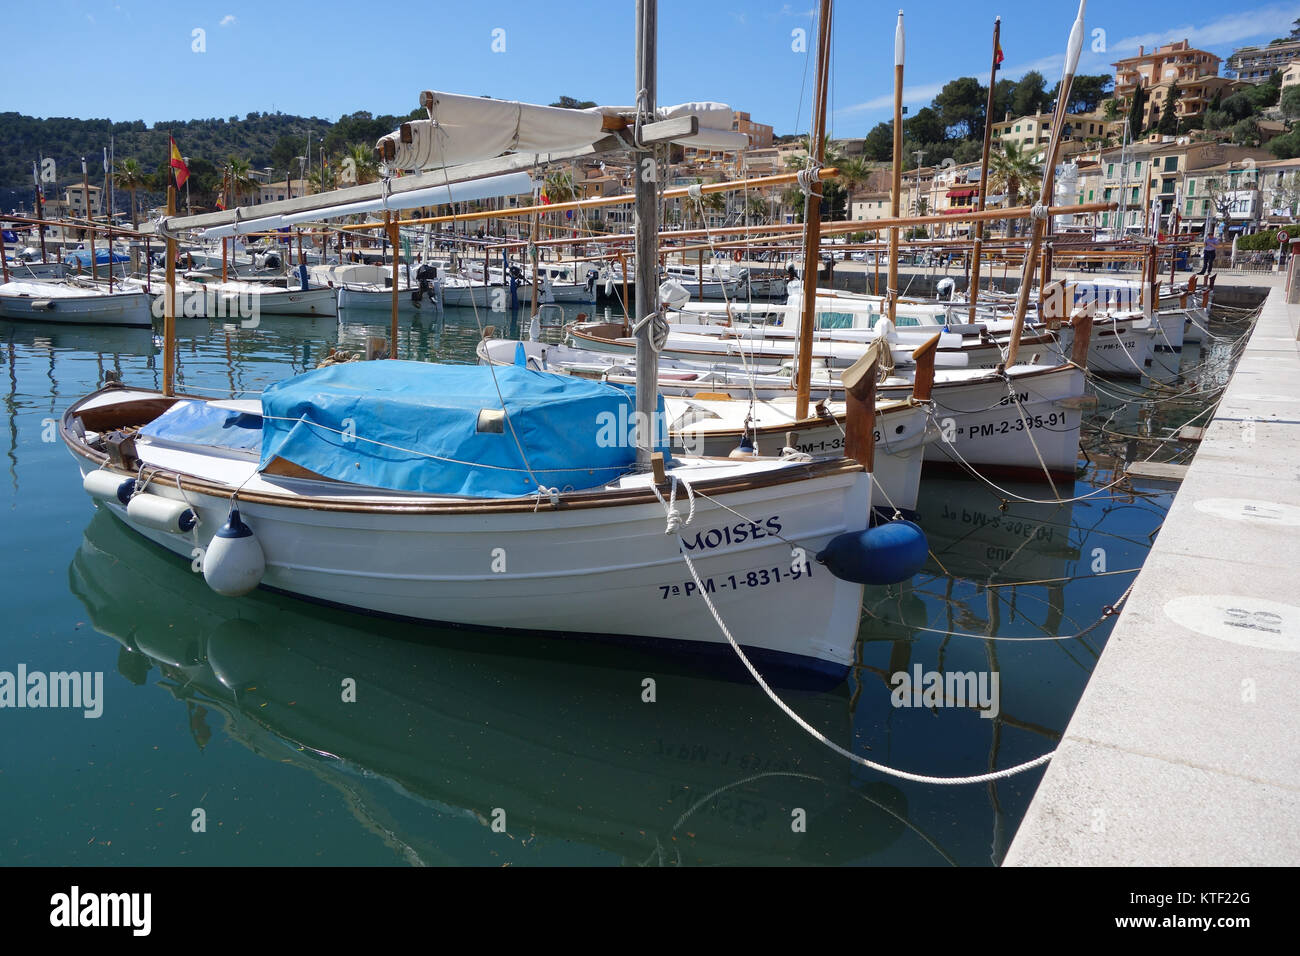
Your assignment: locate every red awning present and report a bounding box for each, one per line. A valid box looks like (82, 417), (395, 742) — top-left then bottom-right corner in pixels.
(947, 188), (978, 198)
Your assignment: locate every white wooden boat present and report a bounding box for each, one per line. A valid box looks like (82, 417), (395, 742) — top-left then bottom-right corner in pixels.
(665, 394), (930, 512)
(567, 316), (1067, 371)
(0, 280), (152, 327)
(480, 334), (1087, 481)
(64, 377), (877, 679)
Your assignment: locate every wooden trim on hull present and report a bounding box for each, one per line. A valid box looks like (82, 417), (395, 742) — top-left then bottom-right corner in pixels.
(62, 385), (866, 515)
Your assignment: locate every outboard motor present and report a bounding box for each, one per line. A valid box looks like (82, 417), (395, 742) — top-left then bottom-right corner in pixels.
(411, 261), (440, 306)
(936, 277), (956, 301)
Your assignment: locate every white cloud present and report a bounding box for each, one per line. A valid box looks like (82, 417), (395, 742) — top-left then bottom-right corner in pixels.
(220, 14), (237, 27)
(1109, 5), (1299, 59)
(837, 81), (946, 115)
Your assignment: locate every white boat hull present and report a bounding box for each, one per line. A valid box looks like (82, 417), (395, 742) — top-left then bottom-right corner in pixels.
(891, 366), (1086, 480)
(0, 285), (153, 327)
(65, 389), (876, 677)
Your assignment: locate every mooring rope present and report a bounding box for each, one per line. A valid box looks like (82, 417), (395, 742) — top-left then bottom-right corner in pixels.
(653, 473), (1054, 785)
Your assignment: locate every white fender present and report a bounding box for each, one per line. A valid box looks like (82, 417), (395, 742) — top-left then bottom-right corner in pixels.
(127, 493), (197, 534)
(203, 509), (266, 597)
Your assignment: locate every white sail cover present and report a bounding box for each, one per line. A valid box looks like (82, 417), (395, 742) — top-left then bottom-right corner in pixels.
(198, 172), (535, 238)
(379, 91), (750, 171)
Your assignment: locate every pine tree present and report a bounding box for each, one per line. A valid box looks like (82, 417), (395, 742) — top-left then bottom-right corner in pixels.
(1127, 81), (1147, 141)
(1158, 83), (1180, 135)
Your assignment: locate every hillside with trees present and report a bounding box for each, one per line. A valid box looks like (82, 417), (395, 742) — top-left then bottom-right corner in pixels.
(0, 108), (424, 207)
(857, 71), (1115, 171)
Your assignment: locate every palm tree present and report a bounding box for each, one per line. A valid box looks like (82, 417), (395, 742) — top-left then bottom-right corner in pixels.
(988, 140), (1042, 236)
(308, 163), (337, 194)
(542, 168), (578, 204)
(694, 180), (725, 226)
(835, 155), (871, 213)
(781, 183), (805, 222)
(228, 157), (260, 205)
(113, 157), (147, 228)
(345, 143), (380, 185)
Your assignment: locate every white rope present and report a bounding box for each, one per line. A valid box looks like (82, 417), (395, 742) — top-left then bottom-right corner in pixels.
(631, 310), (669, 353)
(1030, 204), (1050, 221)
(796, 165), (823, 199)
(675, 536), (1053, 784)
(1003, 376), (1060, 498)
(652, 475), (1054, 785)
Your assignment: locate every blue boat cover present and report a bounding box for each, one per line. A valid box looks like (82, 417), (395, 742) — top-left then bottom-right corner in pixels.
(63, 249), (128, 267)
(138, 400), (263, 454)
(258, 361), (666, 498)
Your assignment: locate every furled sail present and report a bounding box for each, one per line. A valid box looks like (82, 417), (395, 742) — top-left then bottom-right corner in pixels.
(377, 91), (750, 172)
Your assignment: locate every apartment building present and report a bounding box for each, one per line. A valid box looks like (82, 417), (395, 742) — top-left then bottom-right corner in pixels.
(1112, 39), (1237, 128)
(731, 112), (773, 149)
(1227, 39), (1300, 82)
(1084, 139), (1273, 234)
(991, 109), (1110, 156)
(65, 185), (102, 217)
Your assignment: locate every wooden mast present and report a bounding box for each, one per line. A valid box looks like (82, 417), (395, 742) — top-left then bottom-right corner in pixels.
(1006, 0), (1087, 367)
(794, 0), (833, 420)
(163, 185), (177, 397)
(387, 210), (399, 358)
(967, 16), (1001, 323)
(887, 11), (905, 326)
(633, 0), (660, 472)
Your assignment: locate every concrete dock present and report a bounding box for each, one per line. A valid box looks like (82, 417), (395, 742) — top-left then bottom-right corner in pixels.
(1005, 275), (1300, 866)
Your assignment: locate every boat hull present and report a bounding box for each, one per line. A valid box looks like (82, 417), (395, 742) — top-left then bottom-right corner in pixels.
(63, 389), (874, 676)
(0, 288), (153, 327)
(883, 366), (1086, 480)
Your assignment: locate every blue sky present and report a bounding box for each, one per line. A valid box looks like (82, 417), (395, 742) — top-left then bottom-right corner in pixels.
(6, 0), (1300, 137)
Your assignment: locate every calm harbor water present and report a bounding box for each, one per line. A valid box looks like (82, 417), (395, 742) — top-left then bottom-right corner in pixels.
(0, 301), (1250, 865)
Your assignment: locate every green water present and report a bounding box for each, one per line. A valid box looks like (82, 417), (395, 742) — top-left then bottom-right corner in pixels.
(0, 304), (1248, 865)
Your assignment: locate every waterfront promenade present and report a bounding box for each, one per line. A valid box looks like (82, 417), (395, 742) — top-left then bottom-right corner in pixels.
(1006, 274), (1300, 866)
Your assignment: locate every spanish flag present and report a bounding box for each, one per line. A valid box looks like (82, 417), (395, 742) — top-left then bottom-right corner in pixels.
(215, 170), (228, 210)
(169, 136), (189, 189)
(994, 39), (1004, 70)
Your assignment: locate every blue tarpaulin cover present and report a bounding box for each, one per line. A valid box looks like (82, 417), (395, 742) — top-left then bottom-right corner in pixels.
(258, 361), (663, 497)
(138, 400), (263, 454)
(63, 249), (129, 267)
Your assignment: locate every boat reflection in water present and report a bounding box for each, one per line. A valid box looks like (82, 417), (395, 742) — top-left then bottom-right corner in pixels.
(69, 508), (942, 866)
(848, 477), (1099, 865)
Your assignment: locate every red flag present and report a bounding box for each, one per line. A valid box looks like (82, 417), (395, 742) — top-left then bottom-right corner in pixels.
(994, 40), (1004, 69)
(169, 136), (189, 189)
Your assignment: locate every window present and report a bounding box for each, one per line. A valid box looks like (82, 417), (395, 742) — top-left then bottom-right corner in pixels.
(1088, 189), (1094, 200)
(1186, 199), (1193, 214)
(1015, 125), (1021, 132)
(1107, 163), (1115, 177)
(1188, 181), (1194, 196)
(1165, 156), (1178, 171)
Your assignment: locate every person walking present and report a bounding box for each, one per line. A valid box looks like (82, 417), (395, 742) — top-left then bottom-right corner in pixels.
(1198, 234), (1220, 275)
